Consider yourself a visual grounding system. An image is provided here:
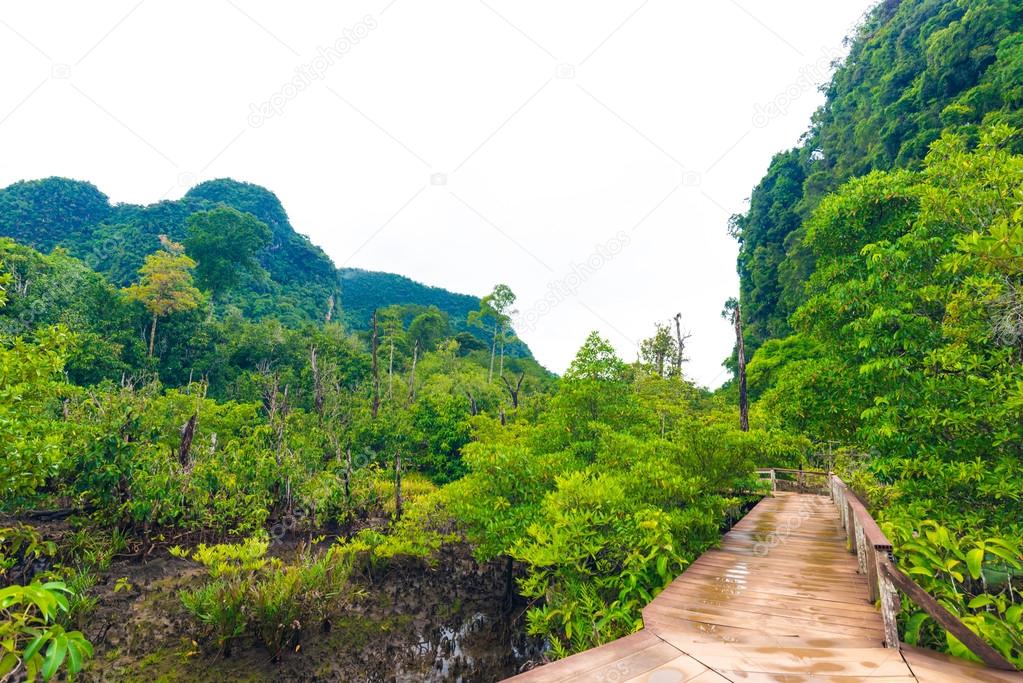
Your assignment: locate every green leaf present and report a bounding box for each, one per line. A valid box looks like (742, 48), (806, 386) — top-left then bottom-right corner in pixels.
(41, 634), (67, 681)
(966, 548), (985, 580)
(22, 633), (48, 662)
(967, 594), (994, 609)
(0, 653), (18, 678)
(904, 611), (929, 645)
(66, 639), (83, 674)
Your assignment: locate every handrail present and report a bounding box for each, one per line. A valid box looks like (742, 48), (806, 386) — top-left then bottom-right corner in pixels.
(755, 468), (828, 476)
(877, 556), (1016, 670)
(755, 468), (828, 495)
(826, 472), (1018, 671)
(754, 468), (1017, 671)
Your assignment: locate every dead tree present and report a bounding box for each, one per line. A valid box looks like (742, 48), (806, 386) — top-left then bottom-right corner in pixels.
(177, 382), (206, 469)
(371, 311), (380, 419)
(387, 337), (395, 399)
(406, 340), (420, 403)
(465, 391), (479, 416)
(500, 372), (525, 409)
(732, 304), (749, 432)
(178, 413), (197, 468)
(310, 346), (324, 417)
(672, 313), (691, 378)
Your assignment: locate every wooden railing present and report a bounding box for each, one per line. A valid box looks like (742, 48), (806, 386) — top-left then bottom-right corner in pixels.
(755, 468), (828, 494)
(827, 473), (1017, 671)
(754, 468), (1017, 671)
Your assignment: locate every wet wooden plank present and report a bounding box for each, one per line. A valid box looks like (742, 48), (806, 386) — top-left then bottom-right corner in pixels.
(900, 644), (1023, 683)
(503, 631), (672, 682)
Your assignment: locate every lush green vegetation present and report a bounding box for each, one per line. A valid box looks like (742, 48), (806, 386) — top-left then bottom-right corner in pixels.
(731, 0), (1023, 667)
(747, 129), (1023, 666)
(0, 203), (784, 679)
(2, 0), (1022, 678)
(733, 0), (1023, 356)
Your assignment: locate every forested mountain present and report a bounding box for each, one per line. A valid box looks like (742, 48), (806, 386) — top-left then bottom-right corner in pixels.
(0, 176), (530, 354)
(733, 0), (1023, 352)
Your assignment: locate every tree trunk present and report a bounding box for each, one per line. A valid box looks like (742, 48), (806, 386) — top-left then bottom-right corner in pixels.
(407, 340), (420, 403)
(500, 372), (524, 409)
(498, 325), (506, 378)
(371, 311), (380, 419)
(734, 305), (749, 432)
(148, 314), (158, 357)
(672, 313), (690, 378)
(488, 322), (497, 383)
(310, 346), (324, 417)
(178, 413), (197, 468)
(387, 339), (394, 399)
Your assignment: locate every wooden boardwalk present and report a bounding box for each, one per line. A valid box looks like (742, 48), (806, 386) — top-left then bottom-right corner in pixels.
(505, 492), (1023, 683)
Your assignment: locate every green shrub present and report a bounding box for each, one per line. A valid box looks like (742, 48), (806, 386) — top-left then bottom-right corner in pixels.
(174, 537), (361, 658)
(0, 581), (93, 681)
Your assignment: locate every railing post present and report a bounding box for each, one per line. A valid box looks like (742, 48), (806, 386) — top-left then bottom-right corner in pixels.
(875, 553), (901, 649)
(845, 499), (855, 549)
(854, 519), (868, 574)
(770, 469), (776, 494)
(866, 545), (880, 603)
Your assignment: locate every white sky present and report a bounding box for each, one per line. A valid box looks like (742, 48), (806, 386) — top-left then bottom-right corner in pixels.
(0, 0), (875, 387)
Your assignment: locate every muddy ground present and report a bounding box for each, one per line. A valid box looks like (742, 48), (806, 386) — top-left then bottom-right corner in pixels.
(15, 520), (543, 683)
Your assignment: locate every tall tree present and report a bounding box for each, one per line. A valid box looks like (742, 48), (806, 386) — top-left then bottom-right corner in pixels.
(184, 206), (271, 302)
(470, 284), (517, 383)
(639, 322), (677, 378)
(723, 298), (749, 432)
(123, 237), (201, 356)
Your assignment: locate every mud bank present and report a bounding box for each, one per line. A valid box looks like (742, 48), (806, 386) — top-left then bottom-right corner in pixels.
(76, 543), (542, 682)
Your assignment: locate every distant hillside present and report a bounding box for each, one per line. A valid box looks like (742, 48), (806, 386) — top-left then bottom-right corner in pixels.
(340, 268), (479, 330)
(0, 176), (532, 357)
(733, 0), (1023, 358)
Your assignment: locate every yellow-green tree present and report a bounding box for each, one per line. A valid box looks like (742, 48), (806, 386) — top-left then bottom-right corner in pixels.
(124, 238), (202, 356)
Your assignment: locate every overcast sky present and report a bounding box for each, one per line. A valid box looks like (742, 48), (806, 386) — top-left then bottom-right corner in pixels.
(0, 0), (876, 386)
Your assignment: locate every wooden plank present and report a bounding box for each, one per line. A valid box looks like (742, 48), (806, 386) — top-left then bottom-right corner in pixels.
(713, 673), (915, 682)
(652, 585), (881, 618)
(649, 622), (884, 650)
(559, 641), (691, 683)
(687, 556), (869, 584)
(900, 644), (1023, 683)
(619, 653), (712, 682)
(649, 591), (882, 629)
(502, 631), (668, 682)
(643, 604), (884, 639)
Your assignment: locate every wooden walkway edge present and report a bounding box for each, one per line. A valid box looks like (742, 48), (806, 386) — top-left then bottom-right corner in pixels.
(503, 492), (1023, 683)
